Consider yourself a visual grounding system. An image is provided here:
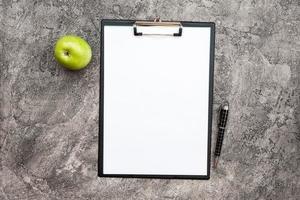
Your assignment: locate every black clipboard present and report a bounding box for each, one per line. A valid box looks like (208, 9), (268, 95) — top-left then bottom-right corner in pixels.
(99, 19), (215, 180)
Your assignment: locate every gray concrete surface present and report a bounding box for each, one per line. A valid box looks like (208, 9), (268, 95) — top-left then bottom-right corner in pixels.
(0, 0), (299, 199)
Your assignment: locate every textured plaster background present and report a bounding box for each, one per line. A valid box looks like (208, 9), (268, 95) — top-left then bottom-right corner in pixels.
(0, 0), (299, 199)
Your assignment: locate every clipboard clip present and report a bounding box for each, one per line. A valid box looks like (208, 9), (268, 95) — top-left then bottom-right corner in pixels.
(133, 18), (182, 37)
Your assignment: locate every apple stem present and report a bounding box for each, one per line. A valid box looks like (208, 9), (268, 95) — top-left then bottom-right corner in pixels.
(64, 51), (69, 56)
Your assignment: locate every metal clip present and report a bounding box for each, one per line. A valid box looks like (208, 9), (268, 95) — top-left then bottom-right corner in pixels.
(133, 18), (182, 37)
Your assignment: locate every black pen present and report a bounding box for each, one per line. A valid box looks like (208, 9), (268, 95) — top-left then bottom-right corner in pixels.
(214, 102), (229, 168)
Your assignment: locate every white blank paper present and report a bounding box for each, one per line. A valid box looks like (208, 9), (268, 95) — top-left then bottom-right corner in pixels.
(103, 25), (211, 176)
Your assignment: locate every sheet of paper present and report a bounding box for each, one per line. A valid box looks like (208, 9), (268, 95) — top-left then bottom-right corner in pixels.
(103, 25), (211, 175)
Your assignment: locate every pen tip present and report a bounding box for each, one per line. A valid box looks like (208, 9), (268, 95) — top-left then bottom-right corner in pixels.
(214, 158), (219, 168)
(222, 101), (229, 110)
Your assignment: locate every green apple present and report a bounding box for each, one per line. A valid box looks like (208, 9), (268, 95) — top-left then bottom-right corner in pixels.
(54, 35), (92, 70)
